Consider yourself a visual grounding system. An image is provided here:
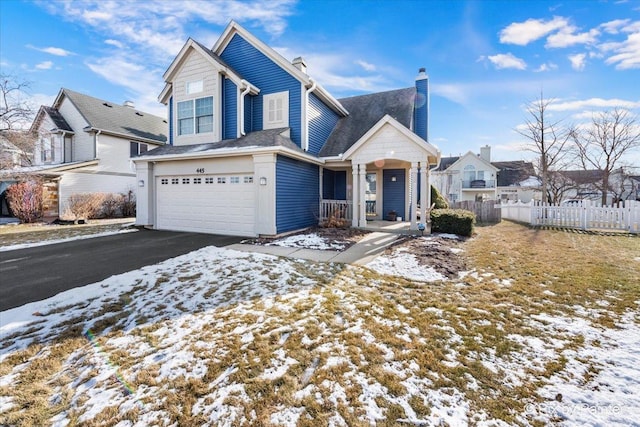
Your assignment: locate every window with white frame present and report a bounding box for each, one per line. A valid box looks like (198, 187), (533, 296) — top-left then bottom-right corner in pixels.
(130, 142), (148, 157)
(263, 91), (289, 129)
(186, 80), (203, 95)
(177, 96), (213, 135)
(463, 165), (476, 183)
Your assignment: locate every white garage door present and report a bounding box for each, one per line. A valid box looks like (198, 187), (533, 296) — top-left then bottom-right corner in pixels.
(156, 174), (255, 236)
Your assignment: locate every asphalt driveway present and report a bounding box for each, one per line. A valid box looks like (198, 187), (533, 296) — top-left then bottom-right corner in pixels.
(0, 229), (243, 312)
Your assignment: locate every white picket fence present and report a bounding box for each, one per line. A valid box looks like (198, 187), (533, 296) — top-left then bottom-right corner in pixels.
(499, 200), (640, 234)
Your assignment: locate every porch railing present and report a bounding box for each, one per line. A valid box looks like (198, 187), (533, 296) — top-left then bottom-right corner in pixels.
(462, 179), (496, 189)
(320, 199), (352, 222)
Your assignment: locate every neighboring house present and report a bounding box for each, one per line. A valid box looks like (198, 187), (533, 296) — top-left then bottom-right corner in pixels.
(493, 160), (540, 203)
(134, 21), (440, 237)
(0, 133), (31, 169)
(558, 168), (639, 205)
(432, 146), (540, 203)
(1, 89), (167, 218)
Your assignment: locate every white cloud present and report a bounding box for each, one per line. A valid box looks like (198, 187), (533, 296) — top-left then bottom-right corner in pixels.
(546, 26), (599, 48)
(86, 56), (166, 116)
(600, 19), (631, 34)
(355, 59), (376, 72)
(35, 61), (53, 70)
(104, 39), (124, 49)
(499, 16), (568, 45)
(604, 31), (640, 70)
(432, 83), (470, 105)
(26, 45), (74, 56)
(547, 98), (640, 111)
(534, 62), (558, 72)
(568, 53), (587, 71)
(486, 53), (527, 70)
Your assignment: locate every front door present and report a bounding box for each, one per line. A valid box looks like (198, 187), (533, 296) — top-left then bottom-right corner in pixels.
(383, 169), (406, 221)
(365, 172), (377, 219)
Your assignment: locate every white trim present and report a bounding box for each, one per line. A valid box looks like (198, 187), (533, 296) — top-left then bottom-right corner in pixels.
(83, 127), (165, 146)
(133, 144), (325, 166)
(263, 91), (289, 130)
(342, 114), (440, 163)
(444, 151), (499, 173)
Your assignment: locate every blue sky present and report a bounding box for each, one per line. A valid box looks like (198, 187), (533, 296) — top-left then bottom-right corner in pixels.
(1, 0), (639, 163)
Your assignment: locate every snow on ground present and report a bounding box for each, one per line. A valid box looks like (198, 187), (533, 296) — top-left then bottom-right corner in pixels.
(266, 232), (351, 250)
(0, 227), (137, 252)
(1, 244), (639, 426)
(366, 251), (447, 282)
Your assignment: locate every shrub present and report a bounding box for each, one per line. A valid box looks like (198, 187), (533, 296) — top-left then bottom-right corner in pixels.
(6, 180), (43, 223)
(121, 190), (136, 217)
(66, 193), (106, 222)
(431, 185), (449, 209)
(101, 193), (123, 218)
(430, 208), (475, 237)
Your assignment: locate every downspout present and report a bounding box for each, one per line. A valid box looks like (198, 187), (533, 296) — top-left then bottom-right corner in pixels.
(239, 80), (251, 136)
(94, 129), (101, 159)
(304, 78), (317, 151)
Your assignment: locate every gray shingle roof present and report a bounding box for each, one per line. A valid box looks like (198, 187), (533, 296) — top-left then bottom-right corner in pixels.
(434, 156), (460, 171)
(61, 89), (168, 144)
(42, 106), (73, 131)
(319, 87), (416, 157)
(560, 169), (605, 185)
(137, 128), (299, 157)
(492, 160), (536, 186)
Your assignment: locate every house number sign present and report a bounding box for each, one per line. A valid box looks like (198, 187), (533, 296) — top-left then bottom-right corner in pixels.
(196, 168), (205, 173)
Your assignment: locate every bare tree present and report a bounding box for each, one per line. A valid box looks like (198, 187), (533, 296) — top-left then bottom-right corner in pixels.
(0, 73), (35, 130)
(571, 109), (640, 205)
(517, 92), (572, 203)
(546, 170), (576, 204)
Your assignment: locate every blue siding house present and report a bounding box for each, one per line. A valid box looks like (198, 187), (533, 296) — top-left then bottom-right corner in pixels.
(134, 21), (440, 237)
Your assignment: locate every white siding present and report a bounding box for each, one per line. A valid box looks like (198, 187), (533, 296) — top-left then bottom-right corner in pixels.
(58, 172), (136, 218)
(350, 124), (427, 165)
(58, 97), (93, 161)
(172, 48), (220, 146)
(95, 134), (138, 174)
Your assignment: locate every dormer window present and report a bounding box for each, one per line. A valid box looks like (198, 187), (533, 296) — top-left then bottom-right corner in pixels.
(177, 96), (213, 135)
(263, 91), (289, 129)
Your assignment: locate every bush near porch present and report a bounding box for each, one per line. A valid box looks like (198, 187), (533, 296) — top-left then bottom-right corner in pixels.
(430, 208), (475, 236)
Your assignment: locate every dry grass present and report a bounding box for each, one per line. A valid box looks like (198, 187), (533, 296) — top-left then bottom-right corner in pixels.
(0, 218), (134, 248)
(1, 221), (638, 425)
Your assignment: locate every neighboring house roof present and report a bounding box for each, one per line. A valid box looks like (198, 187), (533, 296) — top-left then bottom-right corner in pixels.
(137, 128), (302, 157)
(319, 87), (416, 157)
(53, 88), (168, 144)
(492, 161), (537, 187)
(560, 169), (604, 185)
(42, 106), (73, 132)
(433, 156), (460, 171)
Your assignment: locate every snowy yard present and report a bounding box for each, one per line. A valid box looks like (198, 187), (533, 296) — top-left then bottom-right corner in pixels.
(1, 222), (639, 426)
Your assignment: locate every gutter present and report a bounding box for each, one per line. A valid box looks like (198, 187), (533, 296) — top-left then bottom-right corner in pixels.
(83, 126), (167, 146)
(133, 144), (326, 166)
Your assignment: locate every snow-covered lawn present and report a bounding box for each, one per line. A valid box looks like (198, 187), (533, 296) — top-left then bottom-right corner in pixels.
(266, 233), (351, 251)
(1, 223), (639, 426)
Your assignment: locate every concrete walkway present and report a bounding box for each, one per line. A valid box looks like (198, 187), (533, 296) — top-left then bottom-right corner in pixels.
(226, 231), (401, 265)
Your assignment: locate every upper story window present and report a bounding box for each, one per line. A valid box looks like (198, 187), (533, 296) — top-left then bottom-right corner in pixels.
(186, 80), (203, 95)
(263, 91), (289, 130)
(41, 136), (53, 163)
(130, 142), (148, 157)
(177, 96), (213, 135)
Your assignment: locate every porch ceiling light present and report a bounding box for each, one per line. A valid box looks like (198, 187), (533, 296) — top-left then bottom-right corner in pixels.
(138, 180), (145, 187)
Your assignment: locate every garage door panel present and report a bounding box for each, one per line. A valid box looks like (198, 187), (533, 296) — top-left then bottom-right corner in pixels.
(156, 175), (255, 236)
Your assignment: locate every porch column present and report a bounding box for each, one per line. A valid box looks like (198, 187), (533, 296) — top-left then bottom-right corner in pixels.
(359, 165), (367, 227)
(410, 162), (418, 230)
(352, 164), (359, 228)
(420, 161), (428, 226)
(319, 166), (324, 220)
